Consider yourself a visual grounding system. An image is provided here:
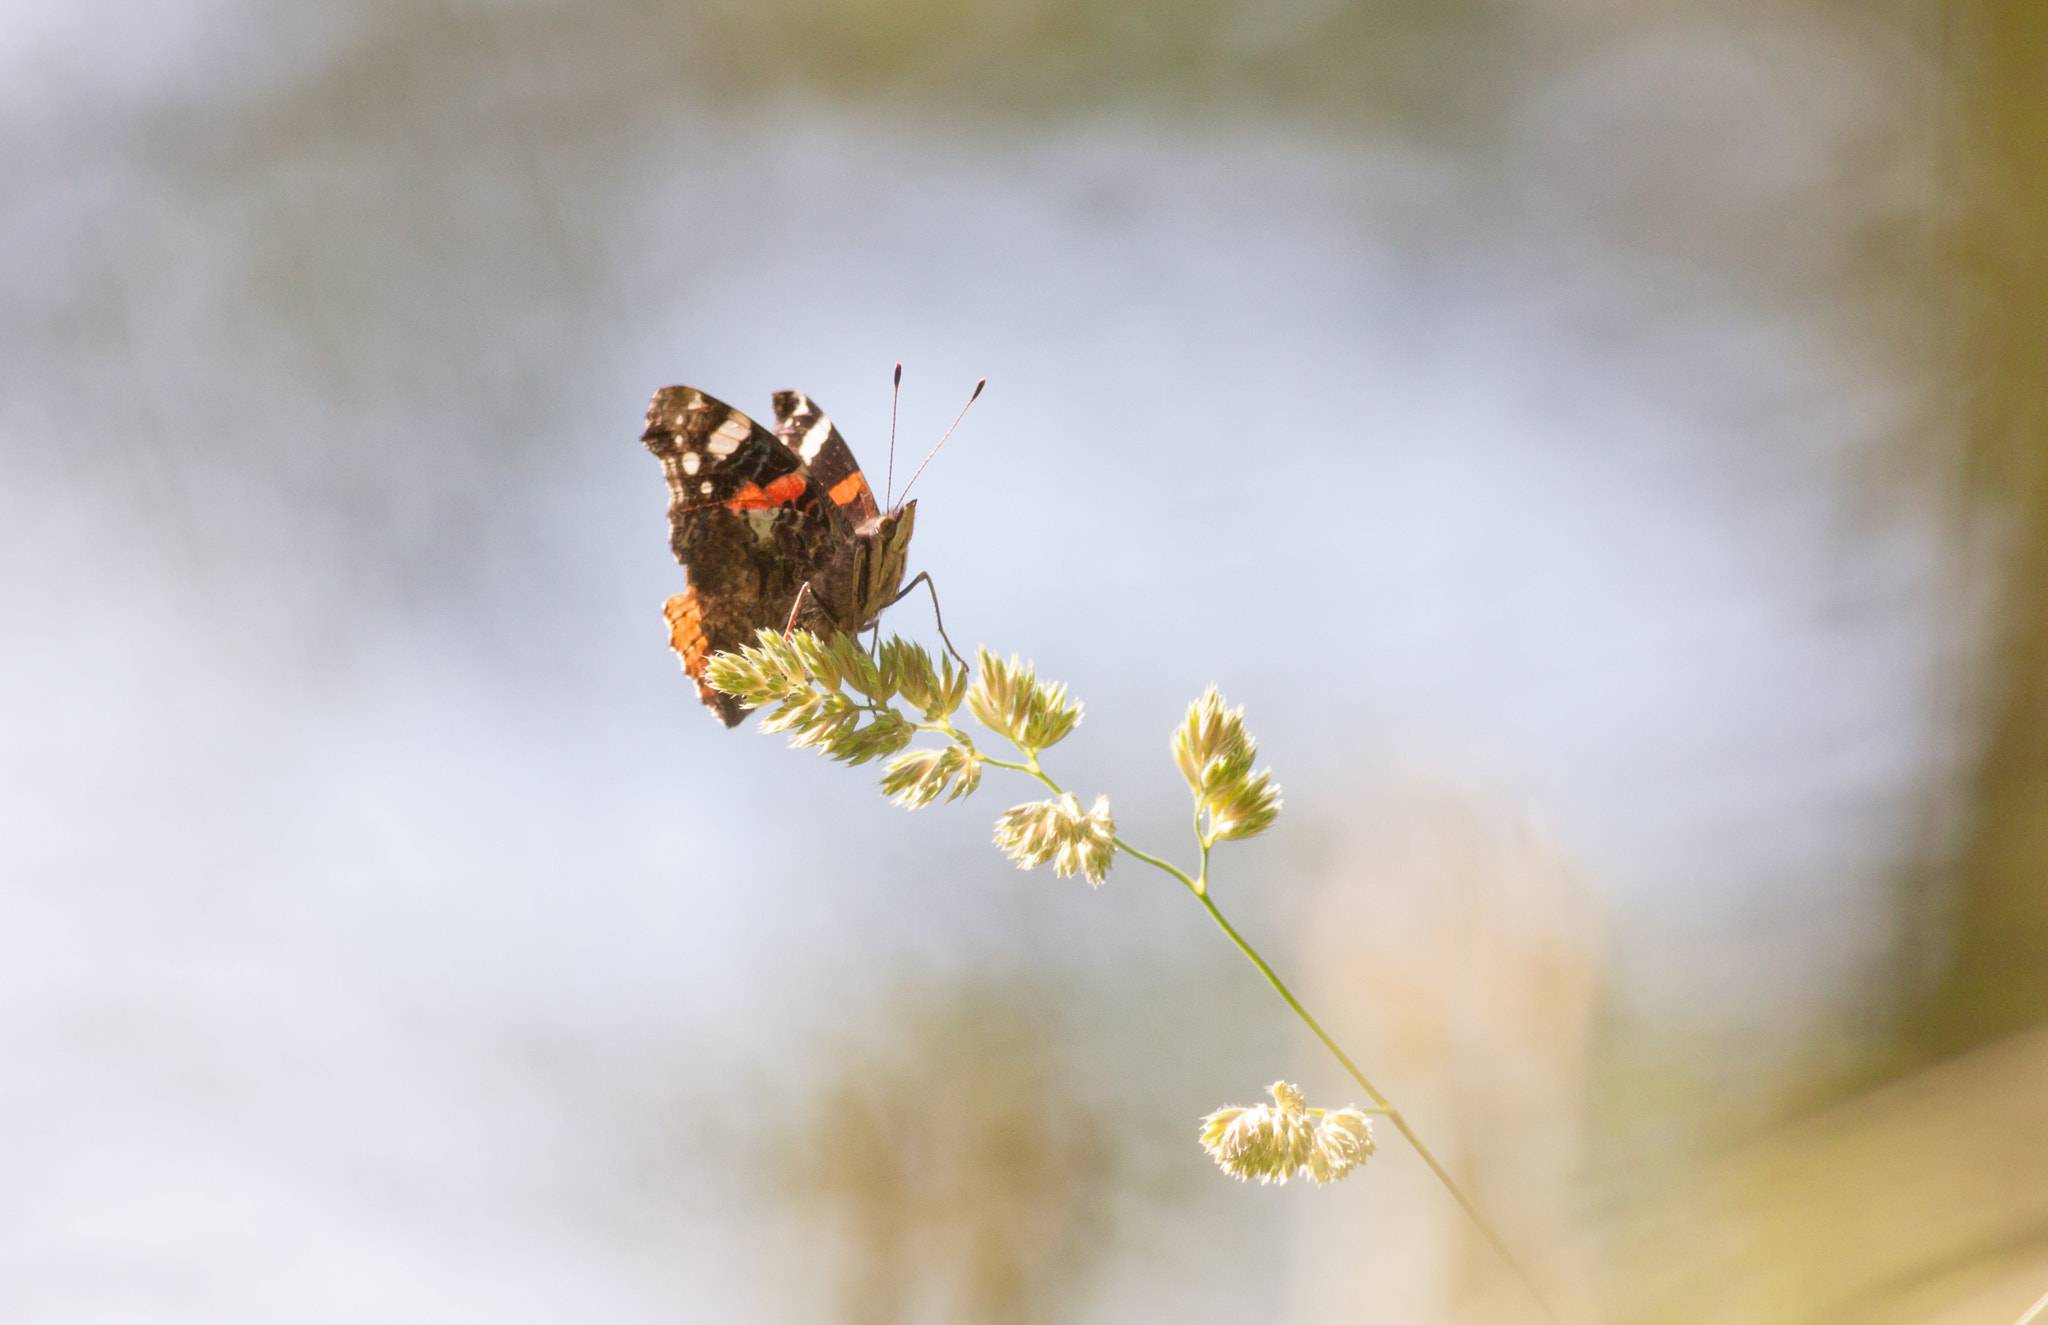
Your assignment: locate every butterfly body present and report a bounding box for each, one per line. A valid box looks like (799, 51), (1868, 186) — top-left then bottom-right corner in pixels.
(643, 385), (914, 725)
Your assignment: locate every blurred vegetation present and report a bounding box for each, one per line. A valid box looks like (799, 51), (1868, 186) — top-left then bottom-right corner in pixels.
(685, 0), (1518, 129)
(783, 977), (1115, 1325)
(174, 0), (1533, 166)
(1906, 0), (2048, 1058)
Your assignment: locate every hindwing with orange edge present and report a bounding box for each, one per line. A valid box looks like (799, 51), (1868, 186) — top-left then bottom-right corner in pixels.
(662, 588), (746, 728)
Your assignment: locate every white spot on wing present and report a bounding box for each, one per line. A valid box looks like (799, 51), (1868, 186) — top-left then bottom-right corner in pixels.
(681, 451), (701, 475)
(800, 415), (832, 459)
(706, 416), (750, 456)
(699, 480), (714, 495)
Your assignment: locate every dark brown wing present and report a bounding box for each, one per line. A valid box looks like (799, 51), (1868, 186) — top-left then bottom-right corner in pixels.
(643, 386), (825, 559)
(644, 386), (842, 725)
(771, 390), (882, 521)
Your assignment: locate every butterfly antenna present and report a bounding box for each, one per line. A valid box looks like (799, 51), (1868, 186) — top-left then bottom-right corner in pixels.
(896, 377), (984, 506)
(885, 363), (902, 507)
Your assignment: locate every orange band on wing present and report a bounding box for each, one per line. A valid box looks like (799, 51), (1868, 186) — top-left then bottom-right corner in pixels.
(727, 474), (809, 510)
(664, 592), (709, 674)
(764, 473), (809, 504)
(828, 472), (867, 506)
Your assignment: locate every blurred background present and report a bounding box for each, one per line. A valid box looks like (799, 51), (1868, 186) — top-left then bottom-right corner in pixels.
(4, 0), (2045, 1321)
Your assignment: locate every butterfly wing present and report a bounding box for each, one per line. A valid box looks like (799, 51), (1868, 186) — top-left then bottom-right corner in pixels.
(644, 386), (837, 547)
(770, 390), (922, 634)
(643, 386), (842, 726)
(772, 390), (883, 522)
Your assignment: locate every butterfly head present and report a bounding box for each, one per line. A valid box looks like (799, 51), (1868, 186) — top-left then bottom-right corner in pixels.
(855, 499), (916, 628)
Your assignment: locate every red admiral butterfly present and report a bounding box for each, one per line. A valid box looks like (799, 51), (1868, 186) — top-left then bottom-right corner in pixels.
(643, 383), (932, 726)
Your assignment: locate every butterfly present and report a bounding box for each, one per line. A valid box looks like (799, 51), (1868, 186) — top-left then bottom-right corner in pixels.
(642, 385), (920, 726)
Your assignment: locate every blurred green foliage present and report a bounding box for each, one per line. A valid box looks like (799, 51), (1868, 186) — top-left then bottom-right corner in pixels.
(1911, 0), (2048, 1056)
(686, 0), (1516, 125)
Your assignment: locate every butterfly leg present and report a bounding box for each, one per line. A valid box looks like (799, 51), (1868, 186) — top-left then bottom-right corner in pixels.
(783, 582), (816, 638)
(885, 571), (968, 670)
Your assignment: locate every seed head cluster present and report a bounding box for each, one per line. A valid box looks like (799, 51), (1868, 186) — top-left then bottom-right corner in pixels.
(703, 631), (915, 765)
(991, 793), (1117, 886)
(879, 742), (983, 808)
(1199, 1082), (1375, 1185)
(967, 649), (1082, 754)
(707, 633), (1117, 883)
(1172, 686), (1281, 842)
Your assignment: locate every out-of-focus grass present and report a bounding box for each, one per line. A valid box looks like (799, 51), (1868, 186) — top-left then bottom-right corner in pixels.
(764, 974), (1122, 1325)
